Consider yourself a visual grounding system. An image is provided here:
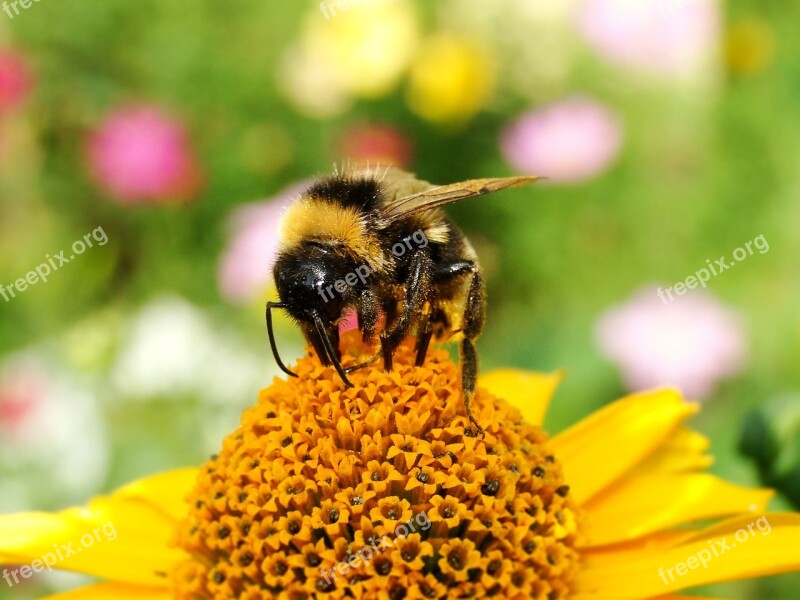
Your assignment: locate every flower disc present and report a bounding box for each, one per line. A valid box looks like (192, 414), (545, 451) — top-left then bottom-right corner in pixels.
(172, 337), (582, 599)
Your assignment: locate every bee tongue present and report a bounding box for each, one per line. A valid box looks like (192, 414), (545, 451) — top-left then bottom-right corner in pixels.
(338, 308), (359, 335)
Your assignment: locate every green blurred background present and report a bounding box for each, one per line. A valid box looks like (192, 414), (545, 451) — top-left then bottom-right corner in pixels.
(0, 0), (798, 598)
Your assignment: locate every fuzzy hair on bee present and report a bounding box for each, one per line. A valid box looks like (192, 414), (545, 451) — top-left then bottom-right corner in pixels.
(267, 165), (538, 436)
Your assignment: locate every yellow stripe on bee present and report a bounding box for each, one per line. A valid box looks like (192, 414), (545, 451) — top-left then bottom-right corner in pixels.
(278, 197), (382, 261)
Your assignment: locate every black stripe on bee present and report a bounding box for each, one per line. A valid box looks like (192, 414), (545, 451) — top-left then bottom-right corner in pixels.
(306, 176), (382, 212)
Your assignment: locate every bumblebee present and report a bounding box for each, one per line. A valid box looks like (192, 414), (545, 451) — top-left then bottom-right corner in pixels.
(267, 167), (537, 435)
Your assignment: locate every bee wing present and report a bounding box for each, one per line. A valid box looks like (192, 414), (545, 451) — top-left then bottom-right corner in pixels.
(378, 175), (540, 224)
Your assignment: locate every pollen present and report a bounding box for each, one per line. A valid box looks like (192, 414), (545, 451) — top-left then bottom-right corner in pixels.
(171, 334), (583, 599)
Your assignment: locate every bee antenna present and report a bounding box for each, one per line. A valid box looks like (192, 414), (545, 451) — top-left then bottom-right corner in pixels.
(266, 302), (299, 378)
(312, 312), (354, 388)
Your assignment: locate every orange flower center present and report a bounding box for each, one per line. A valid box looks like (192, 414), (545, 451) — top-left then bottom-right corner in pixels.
(171, 335), (582, 599)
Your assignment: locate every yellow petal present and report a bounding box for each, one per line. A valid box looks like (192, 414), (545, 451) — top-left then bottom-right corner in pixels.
(632, 427), (714, 475)
(550, 389), (696, 504)
(0, 491), (188, 585)
(682, 512), (800, 542)
(113, 467), (198, 521)
(479, 369), (564, 425)
(583, 473), (773, 546)
(574, 513), (800, 599)
(41, 582), (172, 599)
(580, 530), (700, 567)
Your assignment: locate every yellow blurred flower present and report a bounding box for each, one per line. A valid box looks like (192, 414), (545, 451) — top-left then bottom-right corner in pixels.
(725, 17), (776, 76)
(280, 0), (419, 118)
(2, 335), (800, 598)
(406, 34), (495, 125)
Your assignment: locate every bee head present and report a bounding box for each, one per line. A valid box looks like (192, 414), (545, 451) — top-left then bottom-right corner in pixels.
(273, 242), (357, 325)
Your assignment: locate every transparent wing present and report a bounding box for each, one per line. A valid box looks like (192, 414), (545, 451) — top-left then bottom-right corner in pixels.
(379, 175), (540, 224)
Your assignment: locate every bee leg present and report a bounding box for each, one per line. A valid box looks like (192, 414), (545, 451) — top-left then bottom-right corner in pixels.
(414, 305), (433, 366)
(344, 353), (381, 374)
(358, 290), (381, 343)
(381, 337), (394, 372)
(381, 251), (432, 372)
(460, 270), (486, 439)
(462, 342), (483, 438)
(429, 259), (486, 437)
(433, 260), (476, 281)
(343, 291), (382, 374)
(303, 324), (331, 366)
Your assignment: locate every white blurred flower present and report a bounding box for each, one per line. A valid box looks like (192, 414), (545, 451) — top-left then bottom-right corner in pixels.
(596, 288), (747, 400)
(110, 297), (301, 449)
(439, 0), (581, 99)
(0, 353), (108, 512)
(111, 297), (273, 405)
(279, 45), (353, 119)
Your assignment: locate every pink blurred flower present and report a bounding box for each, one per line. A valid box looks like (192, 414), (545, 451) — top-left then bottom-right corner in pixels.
(596, 288), (747, 400)
(85, 104), (203, 204)
(0, 49), (33, 113)
(218, 181), (310, 304)
(338, 123), (413, 169)
(0, 353), (109, 510)
(0, 370), (41, 436)
(577, 0), (720, 77)
(501, 97), (622, 183)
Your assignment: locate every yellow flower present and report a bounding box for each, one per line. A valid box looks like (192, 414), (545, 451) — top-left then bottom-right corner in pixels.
(2, 335), (800, 599)
(725, 18), (776, 76)
(406, 34), (495, 126)
(279, 0), (419, 118)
